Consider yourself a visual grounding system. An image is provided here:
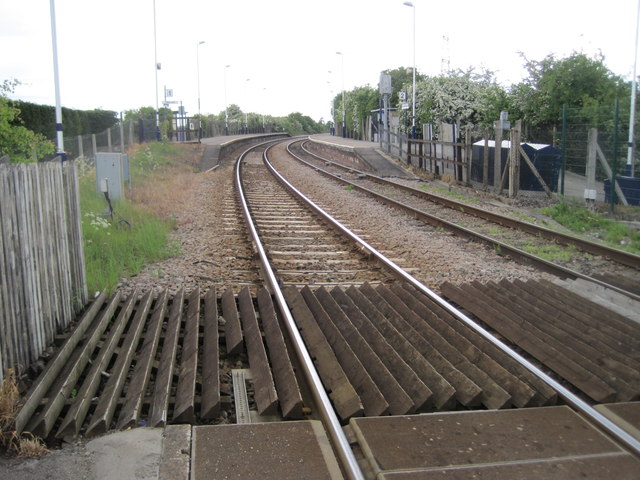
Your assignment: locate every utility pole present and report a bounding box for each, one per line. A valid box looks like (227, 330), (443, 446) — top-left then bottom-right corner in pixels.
(49, 0), (65, 159)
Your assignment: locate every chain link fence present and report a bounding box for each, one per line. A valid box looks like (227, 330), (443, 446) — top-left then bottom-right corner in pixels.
(62, 118), (162, 161)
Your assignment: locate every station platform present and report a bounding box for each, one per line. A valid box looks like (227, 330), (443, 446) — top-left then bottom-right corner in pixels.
(200, 133), (288, 171)
(162, 420), (344, 480)
(348, 405), (640, 479)
(308, 134), (414, 178)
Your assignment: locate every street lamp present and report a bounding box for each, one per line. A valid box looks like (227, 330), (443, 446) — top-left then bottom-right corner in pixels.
(262, 87), (267, 132)
(328, 70), (336, 136)
(224, 64), (231, 135)
(627, 0), (640, 177)
(245, 78), (250, 134)
(196, 40), (205, 140)
(403, 1), (417, 139)
(336, 52), (346, 138)
(49, 0), (64, 159)
(153, 0), (161, 141)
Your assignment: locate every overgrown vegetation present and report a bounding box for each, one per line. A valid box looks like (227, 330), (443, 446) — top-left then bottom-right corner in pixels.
(0, 369), (48, 457)
(79, 142), (202, 294)
(543, 201), (640, 254)
(0, 80), (54, 162)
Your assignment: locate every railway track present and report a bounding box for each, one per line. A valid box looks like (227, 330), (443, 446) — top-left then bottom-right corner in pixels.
(243, 139), (640, 475)
(292, 138), (640, 299)
(14, 137), (640, 479)
(238, 144), (392, 288)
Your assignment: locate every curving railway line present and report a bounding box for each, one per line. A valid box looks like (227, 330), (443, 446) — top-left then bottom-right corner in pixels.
(14, 135), (640, 479)
(290, 138), (640, 299)
(239, 137), (640, 477)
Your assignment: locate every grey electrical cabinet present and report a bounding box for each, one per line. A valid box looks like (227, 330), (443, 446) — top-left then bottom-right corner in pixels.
(96, 152), (129, 201)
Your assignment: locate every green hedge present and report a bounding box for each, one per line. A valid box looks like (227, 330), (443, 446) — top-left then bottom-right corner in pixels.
(11, 101), (118, 140)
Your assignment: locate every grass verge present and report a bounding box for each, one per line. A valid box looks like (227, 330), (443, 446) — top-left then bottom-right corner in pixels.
(80, 142), (201, 295)
(542, 201), (640, 255)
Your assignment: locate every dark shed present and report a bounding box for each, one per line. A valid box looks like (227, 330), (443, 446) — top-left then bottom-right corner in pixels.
(471, 140), (562, 192)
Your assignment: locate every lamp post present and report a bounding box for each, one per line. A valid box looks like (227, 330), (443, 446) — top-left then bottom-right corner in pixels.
(336, 52), (346, 138)
(403, 1), (416, 139)
(49, 0), (64, 159)
(245, 78), (251, 134)
(627, 0), (640, 177)
(224, 64), (231, 135)
(262, 87), (267, 132)
(197, 40), (205, 140)
(153, 0), (161, 141)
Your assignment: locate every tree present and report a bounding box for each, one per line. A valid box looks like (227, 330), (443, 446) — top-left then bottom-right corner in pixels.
(124, 106), (173, 141)
(412, 69), (506, 132)
(382, 66), (426, 106)
(0, 80), (54, 162)
(332, 86), (379, 139)
(511, 52), (627, 127)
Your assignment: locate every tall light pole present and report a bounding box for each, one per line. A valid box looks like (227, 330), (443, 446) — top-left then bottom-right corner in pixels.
(403, 1), (417, 139)
(262, 87), (267, 132)
(224, 64), (231, 135)
(49, 0), (64, 159)
(153, 0), (161, 141)
(197, 40), (205, 140)
(627, 0), (640, 177)
(328, 70), (335, 135)
(336, 52), (346, 138)
(245, 78), (251, 134)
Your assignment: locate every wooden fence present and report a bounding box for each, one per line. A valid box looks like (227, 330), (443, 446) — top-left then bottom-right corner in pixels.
(0, 161), (88, 382)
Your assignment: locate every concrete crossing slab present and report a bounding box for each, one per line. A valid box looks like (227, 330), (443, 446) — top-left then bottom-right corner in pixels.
(350, 406), (640, 478)
(191, 421), (343, 480)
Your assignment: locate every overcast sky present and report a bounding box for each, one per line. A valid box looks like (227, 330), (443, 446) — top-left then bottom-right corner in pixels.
(1, 0), (638, 123)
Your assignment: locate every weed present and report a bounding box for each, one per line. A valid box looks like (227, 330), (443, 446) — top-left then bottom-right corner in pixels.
(0, 369), (19, 436)
(0, 369), (48, 457)
(15, 432), (49, 458)
(521, 244), (578, 263)
(344, 184), (354, 191)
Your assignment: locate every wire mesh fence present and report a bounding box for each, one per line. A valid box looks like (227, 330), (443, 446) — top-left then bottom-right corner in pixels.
(561, 102), (639, 209)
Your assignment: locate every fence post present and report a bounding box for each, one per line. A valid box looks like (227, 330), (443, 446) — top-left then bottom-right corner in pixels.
(611, 99), (620, 213)
(120, 122), (125, 153)
(482, 130), (489, 189)
(464, 125), (472, 185)
(107, 128), (112, 153)
(585, 128), (598, 210)
(77, 135), (83, 159)
(560, 104), (567, 196)
(91, 134), (97, 158)
(508, 121), (521, 198)
(129, 121), (134, 146)
(494, 125), (503, 193)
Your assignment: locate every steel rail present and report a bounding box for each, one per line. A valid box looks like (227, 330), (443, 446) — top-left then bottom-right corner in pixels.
(289, 140), (640, 302)
(263, 138), (640, 458)
(299, 139), (640, 271)
(234, 141), (365, 480)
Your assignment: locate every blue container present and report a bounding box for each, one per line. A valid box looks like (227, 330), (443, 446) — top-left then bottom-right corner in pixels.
(604, 176), (640, 206)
